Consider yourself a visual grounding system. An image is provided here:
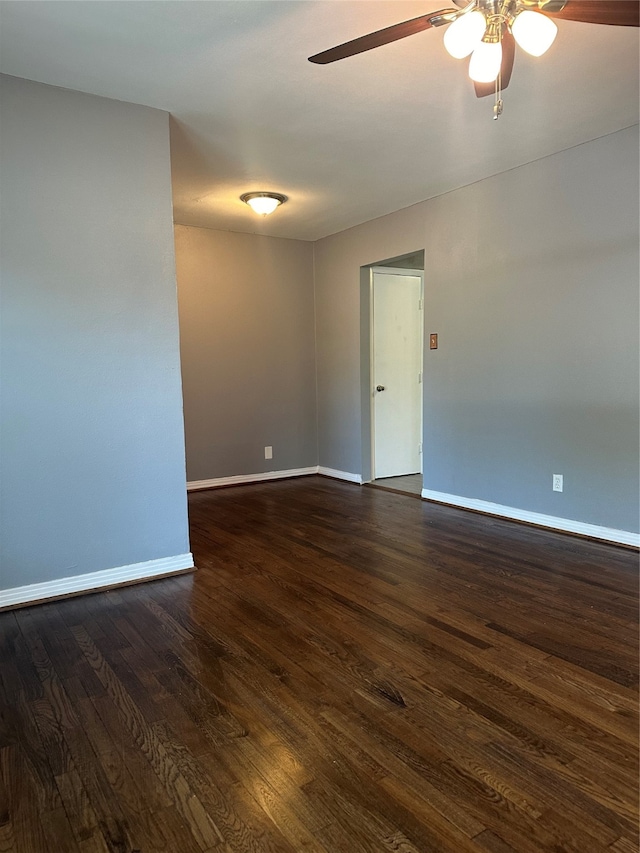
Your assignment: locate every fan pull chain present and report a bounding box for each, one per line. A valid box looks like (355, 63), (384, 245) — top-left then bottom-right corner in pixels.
(493, 66), (503, 120)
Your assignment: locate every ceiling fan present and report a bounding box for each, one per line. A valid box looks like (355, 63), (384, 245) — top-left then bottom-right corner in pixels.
(309, 1), (639, 115)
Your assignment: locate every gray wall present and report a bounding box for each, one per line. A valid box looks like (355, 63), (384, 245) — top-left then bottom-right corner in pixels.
(0, 75), (191, 589)
(315, 127), (639, 533)
(175, 225), (317, 481)
(315, 204), (428, 475)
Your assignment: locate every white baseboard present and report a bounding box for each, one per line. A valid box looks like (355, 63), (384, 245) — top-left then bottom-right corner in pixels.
(188, 466), (363, 490)
(420, 489), (639, 547)
(187, 467), (318, 491)
(0, 552), (195, 610)
(317, 466), (363, 484)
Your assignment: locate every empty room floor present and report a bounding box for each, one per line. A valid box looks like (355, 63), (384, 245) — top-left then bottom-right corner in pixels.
(1, 476), (637, 852)
(368, 473), (423, 497)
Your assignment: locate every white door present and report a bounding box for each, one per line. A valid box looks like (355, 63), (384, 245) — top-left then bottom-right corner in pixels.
(372, 271), (423, 479)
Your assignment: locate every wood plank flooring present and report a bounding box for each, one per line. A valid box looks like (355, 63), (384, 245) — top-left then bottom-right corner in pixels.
(1, 475), (638, 852)
(368, 474), (423, 497)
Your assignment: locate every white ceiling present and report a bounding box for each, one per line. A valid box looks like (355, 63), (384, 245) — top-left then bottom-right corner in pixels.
(1, 1), (638, 241)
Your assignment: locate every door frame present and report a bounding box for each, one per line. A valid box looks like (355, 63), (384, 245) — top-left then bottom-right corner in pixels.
(369, 266), (424, 482)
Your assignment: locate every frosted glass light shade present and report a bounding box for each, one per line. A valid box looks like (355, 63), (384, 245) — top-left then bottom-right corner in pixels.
(512, 10), (557, 56)
(469, 40), (503, 83)
(246, 196), (280, 215)
(443, 11), (486, 59)
(240, 192), (287, 215)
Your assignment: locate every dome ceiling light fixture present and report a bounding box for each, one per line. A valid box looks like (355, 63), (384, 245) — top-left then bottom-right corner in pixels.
(240, 191), (288, 216)
(309, 0), (639, 119)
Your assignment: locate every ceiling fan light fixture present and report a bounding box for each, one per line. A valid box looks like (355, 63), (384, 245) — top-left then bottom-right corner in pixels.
(443, 10), (487, 59)
(511, 10), (558, 56)
(240, 191), (287, 215)
(469, 39), (503, 83)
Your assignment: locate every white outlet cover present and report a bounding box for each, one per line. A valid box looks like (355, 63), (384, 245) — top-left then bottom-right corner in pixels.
(553, 474), (563, 492)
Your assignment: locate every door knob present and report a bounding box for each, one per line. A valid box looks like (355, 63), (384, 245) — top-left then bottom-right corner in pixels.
(376, 385), (385, 392)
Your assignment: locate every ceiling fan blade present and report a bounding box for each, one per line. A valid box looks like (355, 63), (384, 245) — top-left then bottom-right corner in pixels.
(308, 9), (457, 64)
(474, 30), (516, 98)
(542, 0), (639, 26)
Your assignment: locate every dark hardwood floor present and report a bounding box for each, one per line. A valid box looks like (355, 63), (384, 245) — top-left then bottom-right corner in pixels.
(368, 474), (423, 498)
(1, 475), (638, 852)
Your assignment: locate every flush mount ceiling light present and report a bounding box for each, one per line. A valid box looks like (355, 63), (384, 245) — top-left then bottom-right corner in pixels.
(309, 1), (638, 118)
(240, 192), (287, 216)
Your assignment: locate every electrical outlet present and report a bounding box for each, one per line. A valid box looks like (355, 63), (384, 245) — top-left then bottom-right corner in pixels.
(265, 446), (273, 460)
(553, 474), (563, 492)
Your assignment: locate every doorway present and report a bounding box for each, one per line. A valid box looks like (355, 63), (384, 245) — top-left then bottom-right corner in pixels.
(364, 252), (425, 497)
